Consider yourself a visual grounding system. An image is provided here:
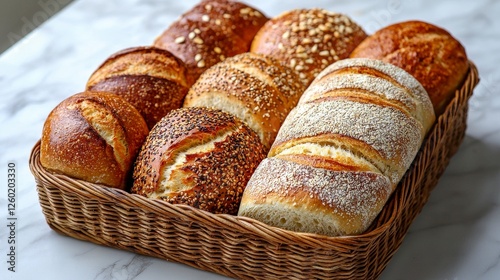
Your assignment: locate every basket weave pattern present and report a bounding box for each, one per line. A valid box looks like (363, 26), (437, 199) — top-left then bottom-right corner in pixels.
(30, 62), (479, 280)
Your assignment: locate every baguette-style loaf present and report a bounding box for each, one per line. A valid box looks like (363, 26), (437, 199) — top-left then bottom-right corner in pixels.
(183, 52), (305, 150)
(131, 107), (266, 215)
(86, 46), (190, 129)
(238, 58), (436, 236)
(350, 20), (469, 115)
(250, 8), (367, 87)
(154, 0), (268, 86)
(40, 91), (149, 190)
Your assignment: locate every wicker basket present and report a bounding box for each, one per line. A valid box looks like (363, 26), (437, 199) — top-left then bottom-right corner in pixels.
(30, 62), (479, 280)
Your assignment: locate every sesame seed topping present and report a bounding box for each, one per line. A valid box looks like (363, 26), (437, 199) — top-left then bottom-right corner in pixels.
(193, 37), (203, 44)
(319, 50), (330, 56)
(174, 36), (185, 44)
(240, 7), (251, 14)
(201, 15), (210, 22)
(197, 60), (205, 67)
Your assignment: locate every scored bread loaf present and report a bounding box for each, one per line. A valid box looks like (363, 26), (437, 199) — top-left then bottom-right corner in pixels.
(154, 0), (268, 86)
(86, 46), (190, 129)
(40, 91), (149, 190)
(131, 107), (266, 215)
(238, 58), (436, 236)
(251, 8), (367, 87)
(350, 20), (469, 115)
(183, 52), (305, 150)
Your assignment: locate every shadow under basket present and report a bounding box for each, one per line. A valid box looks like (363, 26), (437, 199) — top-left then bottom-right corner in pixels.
(30, 62), (479, 280)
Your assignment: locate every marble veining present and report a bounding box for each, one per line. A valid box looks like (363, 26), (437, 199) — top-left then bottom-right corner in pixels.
(1, 0), (499, 279)
(94, 256), (153, 280)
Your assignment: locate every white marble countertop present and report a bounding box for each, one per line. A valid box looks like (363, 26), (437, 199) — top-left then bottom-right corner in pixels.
(1, 0), (499, 279)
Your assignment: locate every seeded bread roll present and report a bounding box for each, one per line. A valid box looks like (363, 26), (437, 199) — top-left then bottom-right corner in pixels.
(238, 58), (436, 236)
(153, 0), (268, 86)
(350, 20), (469, 115)
(40, 91), (149, 190)
(131, 107), (266, 215)
(86, 46), (189, 129)
(183, 52), (305, 150)
(250, 8), (367, 87)
(186, 0), (268, 48)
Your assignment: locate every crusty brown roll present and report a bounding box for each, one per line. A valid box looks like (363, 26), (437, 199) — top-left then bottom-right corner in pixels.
(250, 8), (367, 87)
(183, 52), (305, 150)
(153, 0), (268, 86)
(86, 46), (189, 129)
(185, 0), (268, 48)
(40, 91), (149, 190)
(131, 107), (266, 215)
(349, 20), (469, 115)
(238, 58), (435, 236)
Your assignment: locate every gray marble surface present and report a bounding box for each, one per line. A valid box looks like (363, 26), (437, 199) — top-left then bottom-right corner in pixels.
(0, 0), (499, 279)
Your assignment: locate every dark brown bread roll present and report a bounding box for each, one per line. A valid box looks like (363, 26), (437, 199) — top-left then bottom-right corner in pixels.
(153, 0), (268, 86)
(238, 58), (435, 236)
(86, 46), (189, 129)
(251, 8), (367, 87)
(131, 107), (266, 215)
(183, 52), (305, 150)
(187, 0), (268, 48)
(350, 20), (469, 115)
(40, 91), (149, 190)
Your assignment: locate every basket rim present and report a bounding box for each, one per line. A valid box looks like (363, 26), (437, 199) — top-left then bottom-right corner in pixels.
(29, 60), (479, 248)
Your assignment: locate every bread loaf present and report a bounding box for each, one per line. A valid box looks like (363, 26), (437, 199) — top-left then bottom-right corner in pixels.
(40, 91), (149, 190)
(350, 20), (468, 115)
(131, 107), (266, 215)
(250, 8), (367, 87)
(154, 0), (268, 86)
(86, 46), (190, 129)
(238, 58), (435, 236)
(183, 52), (305, 150)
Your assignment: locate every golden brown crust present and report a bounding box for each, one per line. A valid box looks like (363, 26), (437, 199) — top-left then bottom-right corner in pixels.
(183, 52), (305, 150)
(86, 46), (189, 129)
(40, 91), (149, 190)
(251, 8), (367, 87)
(350, 20), (469, 115)
(131, 107), (266, 215)
(153, 1), (267, 86)
(154, 18), (247, 86)
(185, 0), (268, 48)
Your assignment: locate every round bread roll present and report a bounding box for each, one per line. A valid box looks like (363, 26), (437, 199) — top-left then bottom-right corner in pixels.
(153, 0), (268, 86)
(250, 8), (367, 87)
(131, 107), (266, 215)
(238, 58), (435, 236)
(183, 52), (305, 150)
(40, 91), (149, 190)
(86, 46), (189, 129)
(185, 0), (268, 48)
(350, 20), (469, 115)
